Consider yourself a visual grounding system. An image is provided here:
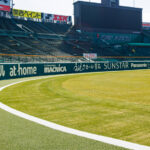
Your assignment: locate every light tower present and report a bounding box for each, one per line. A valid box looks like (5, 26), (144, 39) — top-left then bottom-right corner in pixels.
(101, 0), (119, 7)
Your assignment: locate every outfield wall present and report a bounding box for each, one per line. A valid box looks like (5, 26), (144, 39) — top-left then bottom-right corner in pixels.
(0, 62), (150, 80)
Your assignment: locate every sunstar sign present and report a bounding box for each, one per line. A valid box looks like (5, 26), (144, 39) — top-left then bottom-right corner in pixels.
(0, 0), (11, 11)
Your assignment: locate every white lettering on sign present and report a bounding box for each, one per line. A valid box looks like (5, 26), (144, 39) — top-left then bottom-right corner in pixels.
(104, 62), (129, 70)
(74, 63), (102, 72)
(0, 65), (5, 77)
(131, 63), (147, 68)
(44, 65), (67, 73)
(17, 64), (37, 76)
(9, 65), (17, 77)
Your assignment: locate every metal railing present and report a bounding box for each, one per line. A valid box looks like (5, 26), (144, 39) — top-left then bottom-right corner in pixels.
(0, 54), (89, 63)
(1, 54), (150, 63)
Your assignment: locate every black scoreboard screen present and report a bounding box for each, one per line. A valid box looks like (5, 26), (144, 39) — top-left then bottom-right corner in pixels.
(74, 2), (142, 31)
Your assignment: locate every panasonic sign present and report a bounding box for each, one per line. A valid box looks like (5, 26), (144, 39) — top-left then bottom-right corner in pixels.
(131, 63), (147, 68)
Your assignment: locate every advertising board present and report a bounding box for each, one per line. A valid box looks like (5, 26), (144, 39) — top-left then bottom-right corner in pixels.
(143, 22), (150, 30)
(83, 53), (97, 59)
(13, 9), (42, 19)
(0, 62), (150, 80)
(143, 23), (150, 27)
(0, 0), (10, 11)
(43, 13), (72, 24)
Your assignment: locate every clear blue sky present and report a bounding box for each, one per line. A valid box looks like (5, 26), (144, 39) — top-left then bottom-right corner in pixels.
(13, 0), (150, 22)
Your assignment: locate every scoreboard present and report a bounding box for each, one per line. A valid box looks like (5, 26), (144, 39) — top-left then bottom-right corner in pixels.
(74, 1), (142, 32)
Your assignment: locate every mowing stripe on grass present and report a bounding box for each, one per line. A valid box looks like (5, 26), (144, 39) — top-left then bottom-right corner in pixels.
(0, 73), (150, 150)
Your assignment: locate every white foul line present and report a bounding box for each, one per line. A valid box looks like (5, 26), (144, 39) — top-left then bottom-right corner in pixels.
(0, 74), (150, 150)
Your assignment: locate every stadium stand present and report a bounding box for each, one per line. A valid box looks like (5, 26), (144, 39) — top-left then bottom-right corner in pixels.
(1, 1), (150, 63)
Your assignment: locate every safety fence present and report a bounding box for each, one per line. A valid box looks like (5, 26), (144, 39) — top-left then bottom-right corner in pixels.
(1, 54), (150, 63)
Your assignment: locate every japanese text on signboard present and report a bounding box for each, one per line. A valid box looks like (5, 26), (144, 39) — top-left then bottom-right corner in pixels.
(43, 13), (71, 23)
(13, 9), (42, 19)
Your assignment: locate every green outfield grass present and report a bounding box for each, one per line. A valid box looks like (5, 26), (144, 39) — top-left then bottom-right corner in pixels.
(0, 108), (127, 150)
(0, 70), (150, 148)
(0, 76), (127, 150)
